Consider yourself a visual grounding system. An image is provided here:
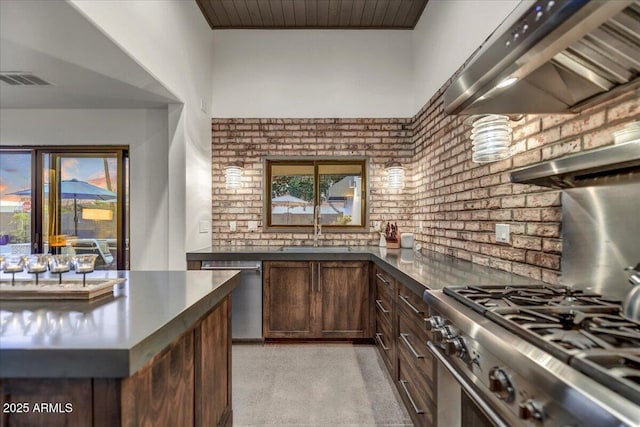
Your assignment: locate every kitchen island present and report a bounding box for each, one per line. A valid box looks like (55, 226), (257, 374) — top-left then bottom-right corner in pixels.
(0, 270), (240, 427)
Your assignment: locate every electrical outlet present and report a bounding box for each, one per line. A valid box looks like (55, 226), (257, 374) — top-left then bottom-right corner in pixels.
(198, 220), (210, 233)
(248, 221), (258, 232)
(229, 221), (237, 232)
(496, 223), (510, 243)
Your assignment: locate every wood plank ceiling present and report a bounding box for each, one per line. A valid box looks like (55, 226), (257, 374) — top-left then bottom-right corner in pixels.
(196, 0), (429, 29)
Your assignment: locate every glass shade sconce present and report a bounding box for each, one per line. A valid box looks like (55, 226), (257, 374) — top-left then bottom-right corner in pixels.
(469, 114), (513, 163)
(385, 161), (405, 189)
(225, 162), (244, 189)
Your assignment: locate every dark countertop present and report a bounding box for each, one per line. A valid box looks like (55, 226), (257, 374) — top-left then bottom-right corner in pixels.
(187, 245), (541, 298)
(0, 270), (240, 378)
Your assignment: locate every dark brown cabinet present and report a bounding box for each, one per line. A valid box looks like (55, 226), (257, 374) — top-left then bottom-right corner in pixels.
(373, 264), (436, 427)
(195, 296), (232, 426)
(395, 281), (436, 427)
(318, 262), (371, 338)
(263, 261), (315, 338)
(374, 266), (396, 374)
(263, 261), (371, 339)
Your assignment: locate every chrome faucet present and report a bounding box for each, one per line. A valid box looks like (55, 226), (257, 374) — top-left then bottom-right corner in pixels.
(313, 205), (322, 247)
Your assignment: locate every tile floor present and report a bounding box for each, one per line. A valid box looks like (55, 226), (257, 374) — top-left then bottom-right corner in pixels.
(232, 343), (413, 426)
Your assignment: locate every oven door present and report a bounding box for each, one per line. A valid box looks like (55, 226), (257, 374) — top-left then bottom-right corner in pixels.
(427, 342), (510, 427)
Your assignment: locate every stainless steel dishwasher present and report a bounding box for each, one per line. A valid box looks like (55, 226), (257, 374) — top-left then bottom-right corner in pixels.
(201, 260), (262, 341)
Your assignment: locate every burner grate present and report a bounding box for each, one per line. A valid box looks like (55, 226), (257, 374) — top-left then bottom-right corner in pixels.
(571, 351), (640, 406)
(444, 285), (619, 314)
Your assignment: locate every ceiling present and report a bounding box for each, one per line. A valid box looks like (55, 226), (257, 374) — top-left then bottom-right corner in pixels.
(0, 1), (179, 109)
(196, 0), (429, 29)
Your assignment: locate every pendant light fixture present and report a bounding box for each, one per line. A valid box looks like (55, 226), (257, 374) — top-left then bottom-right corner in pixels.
(469, 114), (513, 163)
(385, 161), (405, 189)
(225, 162), (244, 189)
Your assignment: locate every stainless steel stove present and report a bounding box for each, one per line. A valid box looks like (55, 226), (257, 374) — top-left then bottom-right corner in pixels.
(424, 284), (640, 427)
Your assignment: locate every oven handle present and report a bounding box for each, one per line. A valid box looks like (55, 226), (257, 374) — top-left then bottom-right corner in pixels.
(427, 341), (510, 427)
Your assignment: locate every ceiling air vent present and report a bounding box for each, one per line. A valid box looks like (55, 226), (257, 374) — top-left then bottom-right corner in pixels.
(0, 72), (53, 86)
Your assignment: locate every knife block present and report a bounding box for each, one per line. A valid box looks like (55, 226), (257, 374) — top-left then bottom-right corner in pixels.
(385, 239), (400, 249)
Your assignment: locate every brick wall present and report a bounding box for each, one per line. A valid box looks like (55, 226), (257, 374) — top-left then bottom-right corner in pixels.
(211, 118), (413, 246)
(411, 86), (639, 283)
(211, 88), (638, 284)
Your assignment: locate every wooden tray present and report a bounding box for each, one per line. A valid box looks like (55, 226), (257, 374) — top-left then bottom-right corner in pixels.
(0, 278), (126, 301)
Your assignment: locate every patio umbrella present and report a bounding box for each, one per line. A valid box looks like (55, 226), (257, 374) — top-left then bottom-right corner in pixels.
(272, 194), (310, 224)
(10, 179), (117, 235)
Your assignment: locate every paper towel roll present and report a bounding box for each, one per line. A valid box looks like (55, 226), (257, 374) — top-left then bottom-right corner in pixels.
(400, 233), (414, 249)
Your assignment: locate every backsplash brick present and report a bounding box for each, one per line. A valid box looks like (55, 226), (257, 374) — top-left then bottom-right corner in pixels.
(411, 82), (639, 284)
(212, 118), (413, 246)
(211, 84), (638, 285)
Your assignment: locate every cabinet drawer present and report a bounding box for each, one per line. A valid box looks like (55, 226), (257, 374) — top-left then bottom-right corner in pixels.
(375, 317), (393, 373)
(374, 268), (394, 297)
(374, 293), (392, 326)
(375, 279), (393, 308)
(397, 356), (435, 427)
(397, 282), (429, 322)
(398, 315), (435, 389)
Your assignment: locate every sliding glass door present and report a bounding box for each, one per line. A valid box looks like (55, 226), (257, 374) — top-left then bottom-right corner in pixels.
(0, 146), (128, 269)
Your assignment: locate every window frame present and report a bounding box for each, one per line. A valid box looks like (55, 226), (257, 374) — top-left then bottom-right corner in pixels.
(264, 158), (368, 232)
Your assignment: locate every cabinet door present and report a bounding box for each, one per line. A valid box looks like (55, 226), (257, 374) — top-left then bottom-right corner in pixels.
(121, 328), (195, 427)
(317, 261), (370, 338)
(263, 261), (315, 338)
(196, 295), (231, 427)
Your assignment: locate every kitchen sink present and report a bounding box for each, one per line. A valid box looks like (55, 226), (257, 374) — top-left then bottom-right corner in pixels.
(278, 246), (353, 252)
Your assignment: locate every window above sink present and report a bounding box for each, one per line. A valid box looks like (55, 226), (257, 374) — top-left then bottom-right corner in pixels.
(265, 159), (368, 231)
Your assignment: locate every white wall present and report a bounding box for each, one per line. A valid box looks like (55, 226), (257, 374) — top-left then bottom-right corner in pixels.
(211, 30), (414, 118)
(69, 0), (215, 268)
(411, 0), (520, 112)
(210, 2), (519, 118)
(0, 109), (169, 270)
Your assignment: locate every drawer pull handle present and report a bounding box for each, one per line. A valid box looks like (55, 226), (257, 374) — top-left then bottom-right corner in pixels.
(399, 295), (424, 315)
(399, 379), (425, 414)
(400, 333), (424, 359)
(375, 333), (389, 351)
(375, 299), (390, 314)
(375, 273), (391, 287)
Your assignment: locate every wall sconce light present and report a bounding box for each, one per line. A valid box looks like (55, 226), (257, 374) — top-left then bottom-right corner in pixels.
(82, 208), (113, 221)
(470, 114), (513, 163)
(225, 162), (244, 189)
(385, 161), (405, 189)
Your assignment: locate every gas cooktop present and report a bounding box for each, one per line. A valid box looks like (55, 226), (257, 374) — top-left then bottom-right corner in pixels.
(444, 284), (621, 312)
(444, 284), (640, 406)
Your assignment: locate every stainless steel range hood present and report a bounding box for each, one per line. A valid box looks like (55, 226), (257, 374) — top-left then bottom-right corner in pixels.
(444, 0), (640, 115)
(511, 140), (640, 187)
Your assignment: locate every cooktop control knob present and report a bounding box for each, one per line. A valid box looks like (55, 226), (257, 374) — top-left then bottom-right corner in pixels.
(443, 337), (465, 358)
(425, 316), (445, 331)
(518, 399), (545, 421)
(432, 325), (457, 342)
(432, 328), (446, 342)
(488, 367), (514, 402)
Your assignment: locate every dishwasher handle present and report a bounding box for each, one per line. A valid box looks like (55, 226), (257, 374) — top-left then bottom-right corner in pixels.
(201, 266), (261, 271)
